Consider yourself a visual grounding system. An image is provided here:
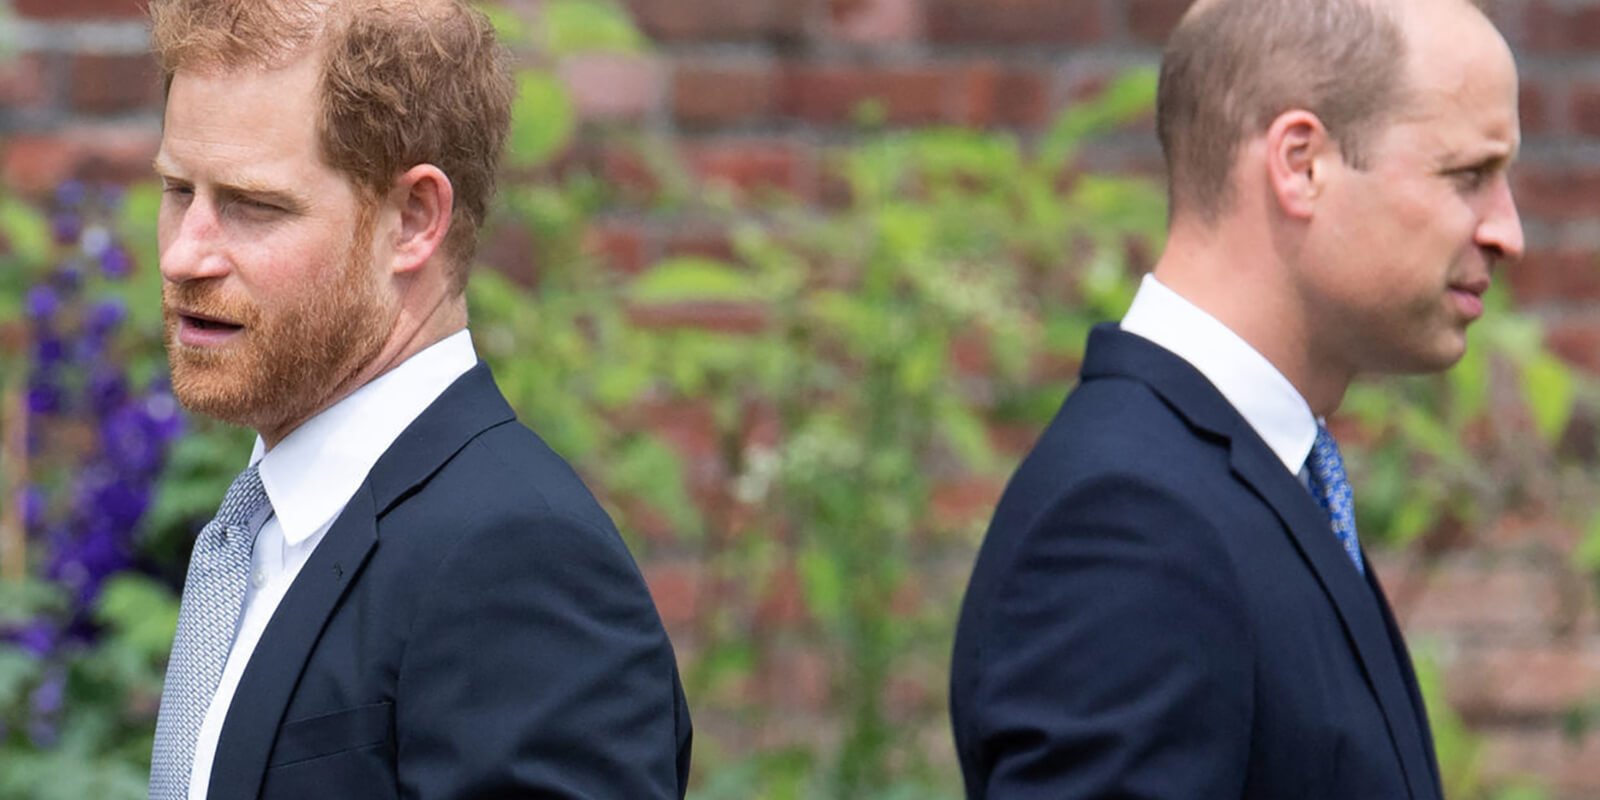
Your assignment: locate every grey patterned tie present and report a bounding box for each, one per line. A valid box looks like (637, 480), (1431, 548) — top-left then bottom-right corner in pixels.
(149, 464), (271, 800)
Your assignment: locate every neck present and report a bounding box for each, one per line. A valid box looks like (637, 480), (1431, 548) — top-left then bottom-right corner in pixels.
(1152, 222), (1352, 418)
(257, 293), (468, 450)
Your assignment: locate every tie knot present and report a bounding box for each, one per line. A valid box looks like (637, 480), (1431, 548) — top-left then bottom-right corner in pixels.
(216, 463), (271, 531)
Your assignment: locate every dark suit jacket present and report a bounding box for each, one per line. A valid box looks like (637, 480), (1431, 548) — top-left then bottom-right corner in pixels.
(204, 362), (692, 799)
(950, 325), (1441, 799)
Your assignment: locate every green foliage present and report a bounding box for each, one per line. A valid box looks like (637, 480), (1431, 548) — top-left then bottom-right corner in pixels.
(540, 0), (646, 55)
(0, 575), (177, 800)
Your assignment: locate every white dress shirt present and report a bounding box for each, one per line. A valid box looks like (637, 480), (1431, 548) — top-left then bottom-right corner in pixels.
(1120, 274), (1317, 477)
(186, 329), (477, 800)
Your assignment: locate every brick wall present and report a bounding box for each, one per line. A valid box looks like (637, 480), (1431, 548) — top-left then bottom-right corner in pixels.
(4, 0), (1599, 795)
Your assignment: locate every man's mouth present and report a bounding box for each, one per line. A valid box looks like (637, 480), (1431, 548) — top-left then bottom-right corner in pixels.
(174, 309), (246, 345)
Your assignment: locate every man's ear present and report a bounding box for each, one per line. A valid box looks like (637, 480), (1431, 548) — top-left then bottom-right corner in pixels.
(1264, 110), (1334, 221)
(384, 164), (454, 276)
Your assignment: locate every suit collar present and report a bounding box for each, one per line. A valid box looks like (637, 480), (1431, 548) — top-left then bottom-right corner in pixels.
(207, 361), (515, 798)
(1082, 323), (1441, 799)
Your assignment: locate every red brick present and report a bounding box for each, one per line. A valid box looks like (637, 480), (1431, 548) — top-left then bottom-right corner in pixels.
(1446, 644), (1600, 718)
(949, 62), (1052, 128)
(753, 644), (831, 711)
(478, 224), (540, 287)
(585, 218), (651, 274)
(827, 0), (923, 44)
(925, 0), (1104, 45)
(1546, 320), (1600, 375)
(0, 53), (49, 109)
(781, 64), (958, 125)
(626, 0), (806, 43)
(1507, 248), (1600, 304)
(70, 53), (162, 115)
(1521, 1), (1600, 53)
(626, 301), (771, 334)
(662, 226), (737, 263)
(586, 143), (661, 204)
(1481, 729), (1600, 797)
(1513, 164), (1600, 223)
(684, 139), (811, 199)
(929, 476), (1004, 526)
(559, 54), (663, 123)
(1, 126), (159, 194)
(1569, 82), (1600, 138)
(1386, 558), (1574, 635)
(1125, 0), (1192, 45)
(672, 61), (779, 127)
(643, 560), (703, 626)
(15, 0), (145, 19)
(756, 564), (809, 626)
(1521, 79), (1552, 136)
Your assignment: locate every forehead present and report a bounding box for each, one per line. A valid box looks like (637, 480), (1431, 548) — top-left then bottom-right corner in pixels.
(1379, 11), (1520, 158)
(155, 55), (335, 187)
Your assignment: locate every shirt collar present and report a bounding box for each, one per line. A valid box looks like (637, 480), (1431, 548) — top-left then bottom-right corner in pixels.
(1120, 274), (1317, 474)
(250, 329), (478, 545)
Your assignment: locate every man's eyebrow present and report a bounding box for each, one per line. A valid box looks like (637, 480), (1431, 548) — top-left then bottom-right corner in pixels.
(149, 159), (310, 211)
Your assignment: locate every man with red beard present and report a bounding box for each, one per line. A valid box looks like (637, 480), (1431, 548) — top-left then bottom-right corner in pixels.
(146, 2), (691, 799)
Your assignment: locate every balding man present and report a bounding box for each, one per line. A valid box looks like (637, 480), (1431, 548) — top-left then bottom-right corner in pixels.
(146, 2), (691, 797)
(950, 0), (1521, 797)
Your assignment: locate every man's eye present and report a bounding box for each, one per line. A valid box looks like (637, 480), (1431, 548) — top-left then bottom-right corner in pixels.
(1452, 166), (1494, 191)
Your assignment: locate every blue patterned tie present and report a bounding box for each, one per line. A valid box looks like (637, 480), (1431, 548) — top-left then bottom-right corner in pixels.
(1307, 425), (1365, 575)
(150, 464), (271, 800)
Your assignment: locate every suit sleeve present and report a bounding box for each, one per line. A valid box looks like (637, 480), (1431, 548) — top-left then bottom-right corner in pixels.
(393, 507), (687, 799)
(964, 474), (1255, 798)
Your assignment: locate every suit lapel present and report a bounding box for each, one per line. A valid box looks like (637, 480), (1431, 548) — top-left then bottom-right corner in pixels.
(207, 488), (378, 799)
(1229, 447), (1434, 800)
(1083, 325), (1436, 800)
(206, 361), (517, 797)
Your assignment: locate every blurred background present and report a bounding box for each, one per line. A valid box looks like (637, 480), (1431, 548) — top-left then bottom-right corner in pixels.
(1, 0), (1598, 798)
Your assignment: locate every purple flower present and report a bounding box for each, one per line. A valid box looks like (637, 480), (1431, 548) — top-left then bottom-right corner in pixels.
(7, 619), (57, 658)
(21, 484), (47, 532)
(100, 404), (164, 475)
(24, 285), (59, 321)
(27, 670), (65, 748)
(55, 180), (86, 210)
(26, 378), (63, 416)
(32, 334), (67, 368)
(98, 244), (131, 278)
(49, 263), (83, 294)
(50, 212), (82, 246)
(143, 389), (185, 443)
(31, 670), (64, 716)
(87, 368), (129, 418)
(77, 471), (152, 529)
(86, 298), (126, 338)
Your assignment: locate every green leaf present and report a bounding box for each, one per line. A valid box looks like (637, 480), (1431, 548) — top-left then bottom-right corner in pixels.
(937, 402), (996, 473)
(507, 70), (577, 168)
(480, 4), (531, 46)
(1574, 510), (1600, 573)
(94, 575), (179, 659)
(541, 0), (645, 55)
(1519, 352), (1575, 445)
(798, 543), (846, 628)
(1042, 67), (1158, 169)
(0, 194), (50, 266)
(0, 644), (42, 707)
(630, 257), (762, 304)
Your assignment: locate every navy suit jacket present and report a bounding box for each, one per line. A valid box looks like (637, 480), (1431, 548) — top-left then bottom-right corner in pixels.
(203, 362), (692, 799)
(950, 326), (1441, 799)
